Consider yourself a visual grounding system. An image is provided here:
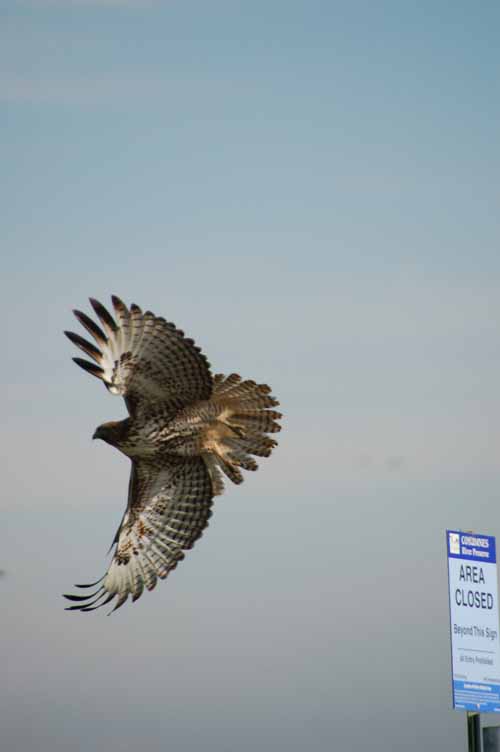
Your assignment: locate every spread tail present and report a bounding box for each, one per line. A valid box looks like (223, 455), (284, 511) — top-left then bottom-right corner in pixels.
(202, 373), (282, 493)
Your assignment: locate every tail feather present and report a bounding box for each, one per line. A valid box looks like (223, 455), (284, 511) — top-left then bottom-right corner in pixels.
(230, 435), (278, 458)
(230, 411), (282, 434)
(202, 452), (226, 496)
(203, 373), (282, 489)
(212, 453), (244, 485)
(224, 438), (259, 470)
(226, 394), (279, 409)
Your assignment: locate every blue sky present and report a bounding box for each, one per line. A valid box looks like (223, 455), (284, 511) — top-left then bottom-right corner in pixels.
(3, 2), (500, 751)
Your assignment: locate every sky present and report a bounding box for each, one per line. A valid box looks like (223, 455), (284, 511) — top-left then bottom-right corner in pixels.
(2, 1), (500, 750)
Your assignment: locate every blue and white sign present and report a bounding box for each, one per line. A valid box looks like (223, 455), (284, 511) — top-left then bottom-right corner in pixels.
(447, 530), (500, 712)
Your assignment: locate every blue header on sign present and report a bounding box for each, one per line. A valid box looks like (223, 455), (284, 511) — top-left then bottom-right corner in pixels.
(447, 530), (496, 563)
(453, 680), (500, 713)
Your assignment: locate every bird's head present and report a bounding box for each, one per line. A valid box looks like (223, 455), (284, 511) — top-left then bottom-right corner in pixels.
(92, 420), (129, 448)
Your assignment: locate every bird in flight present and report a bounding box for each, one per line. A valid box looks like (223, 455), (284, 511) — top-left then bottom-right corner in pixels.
(63, 296), (282, 613)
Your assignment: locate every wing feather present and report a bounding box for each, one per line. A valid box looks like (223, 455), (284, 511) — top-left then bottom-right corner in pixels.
(63, 456), (214, 613)
(73, 310), (108, 348)
(64, 331), (102, 362)
(65, 296), (213, 415)
(72, 357), (105, 379)
(89, 297), (118, 335)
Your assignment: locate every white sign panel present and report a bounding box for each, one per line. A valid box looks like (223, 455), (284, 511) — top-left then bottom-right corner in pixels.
(447, 529), (500, 711)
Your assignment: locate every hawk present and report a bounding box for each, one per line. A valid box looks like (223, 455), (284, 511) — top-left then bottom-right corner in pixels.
(63, 296), (282, 613)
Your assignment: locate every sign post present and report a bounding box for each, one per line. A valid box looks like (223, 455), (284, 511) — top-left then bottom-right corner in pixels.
(467, 711), (481, 752)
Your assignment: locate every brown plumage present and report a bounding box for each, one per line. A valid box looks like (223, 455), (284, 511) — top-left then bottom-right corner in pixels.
(63, 296), (282, 613)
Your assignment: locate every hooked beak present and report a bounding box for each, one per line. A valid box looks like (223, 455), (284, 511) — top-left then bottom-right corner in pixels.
(92, 428), (100, 440)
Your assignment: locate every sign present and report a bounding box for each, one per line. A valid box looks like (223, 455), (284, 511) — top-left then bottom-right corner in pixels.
(447, 529), (500, 712)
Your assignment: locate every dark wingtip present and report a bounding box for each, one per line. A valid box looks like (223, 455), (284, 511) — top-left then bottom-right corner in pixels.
(63, 588), (102, 602)
(63, 587), (113, 613)
(111, 294), (127, 312)
(89, 298), (118, 332)
(65, 331), (102, 361)
(65, 604), (98, 612)
(74, 576), (105, 589)
(73, 357), (105, 378)
(73, 309), (108, 345)
(108, 599), (126, 615)
(63, 593), (89, 602)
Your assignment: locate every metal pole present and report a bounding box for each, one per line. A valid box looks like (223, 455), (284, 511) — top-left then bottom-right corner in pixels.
(468, 711), (481, 752)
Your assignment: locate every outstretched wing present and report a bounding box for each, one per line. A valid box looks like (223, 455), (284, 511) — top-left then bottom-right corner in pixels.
(65, 296), (213, 415)
(64, 456), (214, 613)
